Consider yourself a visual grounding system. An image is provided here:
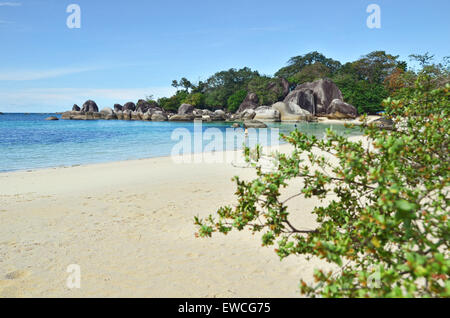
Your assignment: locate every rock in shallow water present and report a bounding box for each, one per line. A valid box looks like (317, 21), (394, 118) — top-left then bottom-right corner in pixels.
(253, 106), (280, 122)
(238, 93), (259, 113)
(169, 114), (195, 122)
(327, 99), (358, 119)
(178, 104), (195, 115)
(272, 102), (312, 122)
(151, 112), (168, 121)
(243, 120), (268, 129)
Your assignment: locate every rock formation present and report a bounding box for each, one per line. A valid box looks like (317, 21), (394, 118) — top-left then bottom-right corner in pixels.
(81, 100), (99, 113)
(327, 99), (358, 119)
(284, 78), (343, 115)
(237, 93), (259, 113)
(178, 103), (195, 115)
(272, 102), (313, 121)
(243, 120), (268, 129)
(123, 102), (136, 112)
(114, 104), (123, 112)
(253, 106), (281, 122)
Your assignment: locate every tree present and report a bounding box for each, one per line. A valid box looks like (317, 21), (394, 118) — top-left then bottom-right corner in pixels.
(247, 76), (285, 106)
(289, 62), (332, 85)
(351, 51), (401, 84)
(203, 67), (260, 109)
(158, 90), (189, 112)
(409, 52), (435, 67)
(195, 71), (450, 297)
(275, 51), (342, 83)
(333, 73), (388, 114)
(183, 92), (205, 108)
(172, 78), (193, 92)
(227, 89), (248, 113)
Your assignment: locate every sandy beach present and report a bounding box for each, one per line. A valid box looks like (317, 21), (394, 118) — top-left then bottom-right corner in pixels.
(0, 142), (340, 298)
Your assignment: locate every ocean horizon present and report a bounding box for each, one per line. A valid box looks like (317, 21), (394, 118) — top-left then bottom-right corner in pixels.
(0, 113), (360, 173)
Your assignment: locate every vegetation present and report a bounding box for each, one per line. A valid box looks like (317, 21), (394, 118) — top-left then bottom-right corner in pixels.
(247, 76), (285, 106)
(195, 65), (450, 297)
(227, 89), (248, 113)
(275, 51), (342, 85)
(155, 51), (449, 116)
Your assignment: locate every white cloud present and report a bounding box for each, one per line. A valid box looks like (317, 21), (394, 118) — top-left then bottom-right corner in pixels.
(0, 66), (102, 81)
(0, 2), (21, 6)
(0, 87), (176, 112)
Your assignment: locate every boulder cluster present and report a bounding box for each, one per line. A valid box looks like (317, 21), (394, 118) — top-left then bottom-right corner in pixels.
(62, 78), (358, 124)
(236, 78), (358, 121)
(62, 100), (232, 122)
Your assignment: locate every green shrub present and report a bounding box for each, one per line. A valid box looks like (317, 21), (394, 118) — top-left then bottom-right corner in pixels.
(227, 90), (248, 113)
(195, 73), (450, 297)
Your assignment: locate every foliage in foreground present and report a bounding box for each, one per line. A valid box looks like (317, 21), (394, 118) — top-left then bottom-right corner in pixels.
(195, 74), (450, 297)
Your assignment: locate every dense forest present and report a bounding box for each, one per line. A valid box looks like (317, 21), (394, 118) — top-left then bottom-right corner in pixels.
(150, 51), (449, 115)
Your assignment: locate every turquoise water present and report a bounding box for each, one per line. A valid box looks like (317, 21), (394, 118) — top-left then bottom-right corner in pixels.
(0, 113), (360, 172)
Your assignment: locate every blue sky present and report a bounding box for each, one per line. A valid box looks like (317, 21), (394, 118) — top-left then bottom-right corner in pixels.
(0, 0), (449, 112)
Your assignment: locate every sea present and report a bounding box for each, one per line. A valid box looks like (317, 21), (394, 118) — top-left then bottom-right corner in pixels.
(0, 113), (361, 172)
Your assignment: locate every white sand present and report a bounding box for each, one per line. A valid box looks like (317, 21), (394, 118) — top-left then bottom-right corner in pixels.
(0, 144), (337, 298)
(318, 115), (381, 125)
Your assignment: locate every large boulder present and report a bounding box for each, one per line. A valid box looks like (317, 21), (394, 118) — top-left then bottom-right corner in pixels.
(243, 120), (268, 129)
(178, 103), (195, 115)
(285, 78), (343, 115)
(237, 93), (259, 113)
(283, 89), (316, 115)
(131, 111), (141, 120)
(72, 104), (81, 112)
(100, 107), (114, 115)
(114, 104), (123, 112)
(81, 100), (99, 113)
(100, 107), (117, 120)
(267, 78), (290, 100)
(136, 99), (161, 113)
(116, 111), (124, 120)
(211, 109), (226, 121)
(298, 89), (316, 115)
(151, 112), (168, 122)
(123, 110), (132, 120)
(169, 114), (195, 121)
(327, 99), (358, 119)
(279, 78), (290, 98)
(272, 102), (312, 121)
(239, 109), (256, 120)
(253, 106), (281, 122)
(123, 102), (136, 112)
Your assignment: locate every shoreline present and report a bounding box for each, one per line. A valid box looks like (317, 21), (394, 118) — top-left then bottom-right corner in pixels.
(0, 117), (370, 175)
(0, 141), (292, 175)
(0, 141), (335, 297)
(0, 132), (368, 297)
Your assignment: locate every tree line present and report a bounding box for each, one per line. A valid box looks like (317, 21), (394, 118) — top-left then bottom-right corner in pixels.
(149, 51), (449, 115)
